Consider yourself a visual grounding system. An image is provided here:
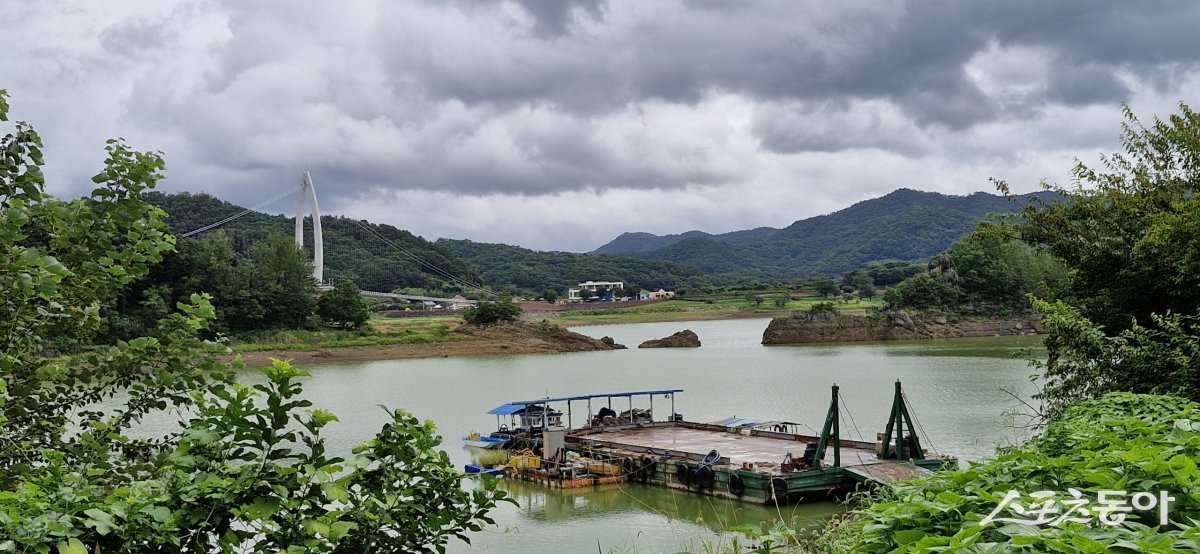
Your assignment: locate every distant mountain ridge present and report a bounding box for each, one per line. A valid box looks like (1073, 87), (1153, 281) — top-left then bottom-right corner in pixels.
(590, 188), (1056, 278)
(592, 227), (778, 254)
(146, 192), (706, 294)
(148, 188), (1058, 294)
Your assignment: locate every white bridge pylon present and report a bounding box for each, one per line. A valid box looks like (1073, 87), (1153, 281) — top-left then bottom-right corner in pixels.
(295, 171), (324, 283)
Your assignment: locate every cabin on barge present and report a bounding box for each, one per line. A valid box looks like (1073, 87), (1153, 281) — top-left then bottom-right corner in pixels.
(467, 381), (953, 505)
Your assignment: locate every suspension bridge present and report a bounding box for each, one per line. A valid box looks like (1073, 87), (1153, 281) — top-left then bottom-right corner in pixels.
(179, 172), (479, 306)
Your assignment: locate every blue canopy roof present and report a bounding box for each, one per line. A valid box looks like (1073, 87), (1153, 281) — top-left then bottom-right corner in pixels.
(486, 389), (682, 415)
(486, 404), (528, 415)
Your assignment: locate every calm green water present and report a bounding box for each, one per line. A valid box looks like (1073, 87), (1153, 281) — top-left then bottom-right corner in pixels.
(277, 318), (1042, 553)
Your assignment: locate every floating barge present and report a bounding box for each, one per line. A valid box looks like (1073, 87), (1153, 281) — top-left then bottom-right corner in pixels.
(466, 381), (953, 504)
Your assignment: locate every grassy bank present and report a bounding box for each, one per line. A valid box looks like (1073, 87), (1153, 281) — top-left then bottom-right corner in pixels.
(232, 316), (467, 352)
(231, 293), (884, 351)
(541, 295), (884, 326)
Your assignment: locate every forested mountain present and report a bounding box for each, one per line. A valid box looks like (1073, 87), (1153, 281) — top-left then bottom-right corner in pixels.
(149, 192), (707, 295)
(148, 188), (1055, 295)
(435, 239), (705, 292)
(592, 227), (777, 254)
(146, 192), (482, 294)
(593, 189), (1056, 278)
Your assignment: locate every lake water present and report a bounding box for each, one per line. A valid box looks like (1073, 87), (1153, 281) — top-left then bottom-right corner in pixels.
(284, 318), (1044, 553)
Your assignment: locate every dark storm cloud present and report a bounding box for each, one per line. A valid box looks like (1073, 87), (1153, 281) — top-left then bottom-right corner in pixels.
(127, 0), (1200, 198)
(509, 0), (607, 37)
(390, 1), (1199, 128)
(5, 0), (1200, 250)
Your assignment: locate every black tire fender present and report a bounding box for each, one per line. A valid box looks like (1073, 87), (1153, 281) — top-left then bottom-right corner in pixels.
(694, 465), (715, 491)
(677, 462), (692, 486)
(728, 472), (746, 496)
(622, 457), (636, 476)
(770, 476), (788, 501)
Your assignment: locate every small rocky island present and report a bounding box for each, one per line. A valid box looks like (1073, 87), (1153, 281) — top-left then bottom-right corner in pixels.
(600, 336), (627, 349)
(639, 329), (701, 348)
(761, 310), (1040, 344)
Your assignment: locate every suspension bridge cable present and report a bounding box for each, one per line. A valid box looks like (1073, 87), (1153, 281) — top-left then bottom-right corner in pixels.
(346, 218), (494, 298)
(838, 391), (865, 442)
(173, 182), (494, 299)
(178, 185), (303, 238)
(348, 218), (488, 294)
(901, 392), (938, 455)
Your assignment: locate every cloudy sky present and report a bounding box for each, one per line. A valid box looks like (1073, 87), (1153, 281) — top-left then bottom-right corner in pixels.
(4, 1), (1199, 251)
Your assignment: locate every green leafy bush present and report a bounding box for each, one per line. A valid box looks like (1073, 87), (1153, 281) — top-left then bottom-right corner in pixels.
(462, 298), (522, 325)
(1032, 298), (1200, 420)
(318, 280), (371, 328)
(809, 301), (838, 315)
(0, 90), (506, 552)
(826, 393), (1200, 553)
(882, 273), (960, 311)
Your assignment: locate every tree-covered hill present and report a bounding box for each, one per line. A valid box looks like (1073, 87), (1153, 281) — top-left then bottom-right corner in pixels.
(148, 192), (707, 295)
(596, 188), (1057, 278)
(627, 236), (781, 278)
(592, 227), (777, 254)
(435, 239), (705, 293)
(147, 188), (1055, 295)
(146, 192), (483, 294)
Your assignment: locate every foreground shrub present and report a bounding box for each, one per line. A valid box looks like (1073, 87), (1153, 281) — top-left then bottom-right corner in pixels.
(826, 393), (1200, 553)
(0, 90), (506, 552)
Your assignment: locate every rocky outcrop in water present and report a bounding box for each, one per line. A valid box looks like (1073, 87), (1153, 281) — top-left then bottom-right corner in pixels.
(600, 336), (628, 349)
(761, 311), (1041, 344)
(455, 321), (626, 352)
(639, 329), (701, 348)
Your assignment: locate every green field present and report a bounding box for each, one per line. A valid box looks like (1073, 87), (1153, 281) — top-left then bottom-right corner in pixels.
(232, 292), (885, 349)
(544, 293), (884, 325)
(232, 316), (466, 351)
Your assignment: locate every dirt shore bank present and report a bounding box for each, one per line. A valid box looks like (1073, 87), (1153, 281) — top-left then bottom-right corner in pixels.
(535, 309), (779, 327)
(236, 321), (625, 367)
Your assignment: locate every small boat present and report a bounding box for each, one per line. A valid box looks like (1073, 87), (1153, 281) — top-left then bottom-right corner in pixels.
(464, 463), (505, 476)
(463, 430), (507, 449)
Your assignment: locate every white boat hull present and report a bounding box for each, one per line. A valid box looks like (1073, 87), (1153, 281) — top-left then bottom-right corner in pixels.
(463, 438), (506, 449)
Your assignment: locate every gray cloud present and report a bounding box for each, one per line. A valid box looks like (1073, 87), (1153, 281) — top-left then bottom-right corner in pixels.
(2, 0), (1199, 251)
(508, 0), (607, 37)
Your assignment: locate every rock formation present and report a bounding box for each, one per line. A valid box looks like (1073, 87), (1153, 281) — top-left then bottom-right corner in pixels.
(639, 329), (701, 348)
(761, 311), (1041, 345)
(455, 321), (627, 352)
(600, 336), (628, 349)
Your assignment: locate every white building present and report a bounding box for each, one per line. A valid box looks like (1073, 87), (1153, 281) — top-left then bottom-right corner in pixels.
(647, 289), (675, 301)
(567, 280), (624, 301)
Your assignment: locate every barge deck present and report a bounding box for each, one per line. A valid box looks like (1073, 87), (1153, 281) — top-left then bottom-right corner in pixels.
(468, 381), (953, 505)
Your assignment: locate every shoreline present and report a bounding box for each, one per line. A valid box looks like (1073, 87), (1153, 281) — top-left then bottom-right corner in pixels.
(548, 309), (779, 327)
(235, 310), (776, 367)
(235, 338), (581, 368)
(234, 308), (1026, 367)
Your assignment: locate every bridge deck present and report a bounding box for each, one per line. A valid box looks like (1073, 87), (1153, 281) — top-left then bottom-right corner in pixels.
(327, 286), (476, 304)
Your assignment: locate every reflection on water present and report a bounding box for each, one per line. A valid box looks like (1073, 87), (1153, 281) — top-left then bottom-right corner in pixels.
(282, 318), (1043, 553)
(498, 479), (836, 530)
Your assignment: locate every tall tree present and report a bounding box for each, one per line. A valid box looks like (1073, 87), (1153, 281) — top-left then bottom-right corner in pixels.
(1010, 103), (1200, 332)
(318, 280), (371, 328)
(246, 233), (317, 329)
(1005, 103), (1200, 417)
(814, 277), (839, 297)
